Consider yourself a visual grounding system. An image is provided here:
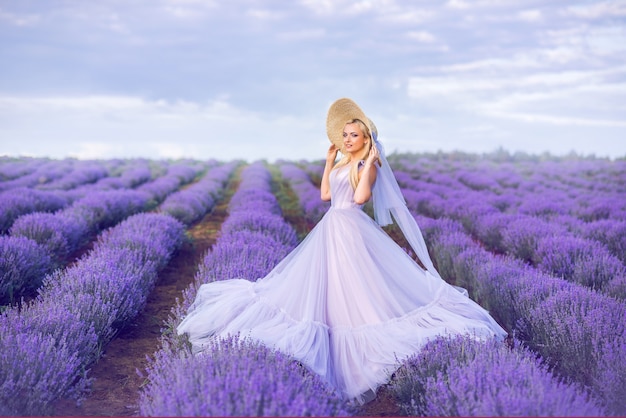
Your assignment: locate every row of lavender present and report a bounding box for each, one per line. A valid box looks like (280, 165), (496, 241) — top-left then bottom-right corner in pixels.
(0, 158), (165, 231)
(407, 216), (619, 414)
(0, 157), (116, 192)
(0, 158), (219, 232)
(285, 162), (606, 416)
(384, 157), (626, 414)
(2, 155), (621, 415)
(0, 156), (236, 310)
(0, 213), (186, 415)
(139, 162), (351, 416)
(0, 161), (236, 415)
(0, 161), (205, 305)
(392, 156), (626, 295)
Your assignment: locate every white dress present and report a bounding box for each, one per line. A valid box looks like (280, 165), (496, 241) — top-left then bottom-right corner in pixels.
(177, 164), (507, 401)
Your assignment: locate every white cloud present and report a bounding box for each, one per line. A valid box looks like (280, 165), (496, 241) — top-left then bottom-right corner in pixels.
(247, 8), (286, 20)
(0, 94), (324, 161)
(446, 0), (470, 10)
(71, 142), (120, 160)
(482, 111), (626, 128)
(377, 8), (434, 24)
(151, 142), (188, 159)
(0, 8), (41, 26)
(566, 1), (626, 19)
(276, 28), (326, 41)
(407, 55), (626, 135)
(160, 0), (218, 19)
(518, 9), (542, 22)
(0, 1), (625, 160)
(406, 31), (437, 43)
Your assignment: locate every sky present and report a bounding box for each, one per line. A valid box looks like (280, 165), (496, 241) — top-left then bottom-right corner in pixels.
(0, 0), (625, 162)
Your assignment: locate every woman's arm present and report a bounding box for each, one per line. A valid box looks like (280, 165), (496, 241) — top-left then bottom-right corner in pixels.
(320, 144), (338, 201)
(353, 144), (380, 205)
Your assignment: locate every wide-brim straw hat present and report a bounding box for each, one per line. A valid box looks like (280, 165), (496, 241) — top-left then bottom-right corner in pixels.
(326, 98), (378, 151)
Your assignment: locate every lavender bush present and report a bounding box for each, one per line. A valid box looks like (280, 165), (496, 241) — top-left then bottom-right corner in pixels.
(0, 187), (69, 233)
(535, 235), (625, 290)
(37, 162), (109, 191)
(192, 162), (297, 289)
(518, 285), (626, 395)
(391, 335), (602, 416)
(65, 161), (153, 197)
(3, 161), (205, 302)
(9, 212), (85, 260)
(139, 336), (350, 416)
(417, 213), (626, 414)
(279, 163), (330, 223)
(0, 159), (73, 192)
(0, 157), (40, 181)
(0, 313), (93, 415)
(137, 163), (201, 203)
(0, 213), (185, 415)
(0, 236), (52, 304)
(10, 190), (149, 262)
(197, 230), (293, 284)
(159, 161), (237, 225)
(581, 219), (626, 264)
(99, 162), (152, 189)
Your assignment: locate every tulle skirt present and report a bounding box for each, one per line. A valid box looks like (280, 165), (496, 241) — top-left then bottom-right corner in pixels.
(178, 206), (507, 401)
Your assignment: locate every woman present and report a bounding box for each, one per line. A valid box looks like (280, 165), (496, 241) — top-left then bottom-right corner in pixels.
(177, 98), (507, 403)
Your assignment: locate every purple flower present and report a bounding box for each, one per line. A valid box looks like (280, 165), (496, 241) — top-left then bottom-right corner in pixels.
(391, 335), (604, 416)
(0, 236), (53, 304)
(139, 336), (351, 416)
(279, 163), (330, 223)
(9, 212), (75, 259)
(38, 163), (108, 191)
(159, 162), (236, 225)
(535, 235), (625, 290)
(581, 219), (626, 264)
(0, 187), (69, 233)
(0, 212), (185, 415)
(221, 211), (297, 248)
(500, 215), (567, 263)
(197, 230), (292, 284)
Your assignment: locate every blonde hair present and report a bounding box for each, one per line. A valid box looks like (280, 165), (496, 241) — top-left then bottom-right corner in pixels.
(333, 119), (372, 190)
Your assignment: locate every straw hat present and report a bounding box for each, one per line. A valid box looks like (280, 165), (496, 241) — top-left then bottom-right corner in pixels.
(326, 98), (378, 151)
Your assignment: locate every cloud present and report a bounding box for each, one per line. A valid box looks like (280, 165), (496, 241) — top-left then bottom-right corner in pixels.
(0, 8), (41, 26)
(160, 0), (219, 19)
(406, 31), (437, 43)
(0, 1), (624, 160)
(276, 28), (326, 41)
(565, 1), (626, 19)
(518, 9), (542, 22)
(0, 94), (326, 161)
(247, 8), (286, 20)
(408, 62), (626, 129)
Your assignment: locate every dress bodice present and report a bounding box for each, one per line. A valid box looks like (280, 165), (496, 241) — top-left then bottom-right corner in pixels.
(330, 164), (362, 210)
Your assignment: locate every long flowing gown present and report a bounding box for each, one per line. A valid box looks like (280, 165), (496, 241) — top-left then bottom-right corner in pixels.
(177, 164), (507, 401)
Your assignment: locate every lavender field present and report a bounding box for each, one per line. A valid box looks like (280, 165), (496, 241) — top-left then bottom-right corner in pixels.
(0, 152), (624, 416)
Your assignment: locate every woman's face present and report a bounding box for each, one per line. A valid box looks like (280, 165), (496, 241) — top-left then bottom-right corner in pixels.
(342, 122), (367, 155)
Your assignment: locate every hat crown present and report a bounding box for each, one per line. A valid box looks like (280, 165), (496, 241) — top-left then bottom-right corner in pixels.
(326, 98), (377, 150)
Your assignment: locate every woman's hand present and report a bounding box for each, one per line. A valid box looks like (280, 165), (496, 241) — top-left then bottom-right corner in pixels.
(321, 144), (338, 201)
(326, 144), (339, 165)
(365, 143), (381, 167)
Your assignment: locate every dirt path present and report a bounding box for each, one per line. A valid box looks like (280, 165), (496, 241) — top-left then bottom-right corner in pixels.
(52, 181), (235, 416)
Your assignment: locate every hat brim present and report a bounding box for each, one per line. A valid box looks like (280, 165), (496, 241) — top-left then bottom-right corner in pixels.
(326, 98), (377, 151)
